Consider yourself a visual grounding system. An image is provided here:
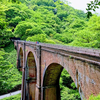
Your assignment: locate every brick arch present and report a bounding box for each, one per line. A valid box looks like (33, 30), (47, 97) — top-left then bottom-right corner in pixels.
(42, 63), (81, 100)
(25, 47), (38, 68)
(42, 63), (63, 100)
(17, 47), (23, 71)
(26, 51), (37, 100)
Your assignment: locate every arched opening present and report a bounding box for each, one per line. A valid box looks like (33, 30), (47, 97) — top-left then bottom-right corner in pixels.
(60, 69), (81, 100)
(26, 51), (37, 100)
(43, 63), (63, 100)
(17, 48), (23, 71)
(43, 63), (81, 100)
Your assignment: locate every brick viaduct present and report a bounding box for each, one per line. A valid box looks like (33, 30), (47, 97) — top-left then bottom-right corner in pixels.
(13, 40), (100, 100)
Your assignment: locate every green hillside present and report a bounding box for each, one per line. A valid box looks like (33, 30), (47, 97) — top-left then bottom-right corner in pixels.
(0, 0), (100, 99)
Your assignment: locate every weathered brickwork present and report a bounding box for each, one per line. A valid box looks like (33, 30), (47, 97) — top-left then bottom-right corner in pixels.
(13, 40), (100, 100)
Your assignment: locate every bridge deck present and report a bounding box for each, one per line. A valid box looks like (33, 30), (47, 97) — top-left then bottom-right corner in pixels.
(13, 40), (100, 66)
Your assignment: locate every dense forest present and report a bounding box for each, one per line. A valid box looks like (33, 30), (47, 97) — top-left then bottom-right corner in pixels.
(0, 0), (100, 100)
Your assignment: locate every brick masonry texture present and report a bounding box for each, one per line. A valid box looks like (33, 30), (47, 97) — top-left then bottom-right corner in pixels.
(14, 40), (100, 100)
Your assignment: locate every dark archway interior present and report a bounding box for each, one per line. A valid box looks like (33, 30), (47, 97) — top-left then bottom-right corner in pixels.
(18, 48), (23, 71)
(43, 63), (81, 100)
(26, 51), (37, 100)
(43, 63), (63, 100)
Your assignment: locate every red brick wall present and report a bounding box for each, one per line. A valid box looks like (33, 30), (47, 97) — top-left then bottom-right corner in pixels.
(15, 41), (100, 100)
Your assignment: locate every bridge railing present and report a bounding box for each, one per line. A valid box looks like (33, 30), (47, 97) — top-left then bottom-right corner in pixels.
(12, 39), (100, 66)
(12, 40), (100, 56)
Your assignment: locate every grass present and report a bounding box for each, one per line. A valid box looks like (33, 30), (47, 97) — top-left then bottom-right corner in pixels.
(1, 93), (21, 100)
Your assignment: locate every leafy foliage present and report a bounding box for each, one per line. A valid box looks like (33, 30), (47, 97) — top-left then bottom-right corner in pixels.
(0, 0), (100, 99)
(86, 0), (100, 18)
(70, 15), (100, 48)
(0, 50), (12, 94)
(60, 69), (81, 100)
(14, 21), (33, 39)
(89, 94), (100, 100)
(0, 44), (22, 95)
(27, 34), (56, 44)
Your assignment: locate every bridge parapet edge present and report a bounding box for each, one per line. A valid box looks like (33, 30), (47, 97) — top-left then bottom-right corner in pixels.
(13, 40), (100, 66)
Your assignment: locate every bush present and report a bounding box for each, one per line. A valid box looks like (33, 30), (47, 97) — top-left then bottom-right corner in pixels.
(43, 28), (55, 36)
(0, 18), (6, 30)
(0, 44), (22, 95)
(25, 27), (44, 36)
(26, 34), (56, 44)
(45, 38), (55, 44)
(89, 94), (100, 100)
(5, 4), (30, 21)
(14, 22), (33, 39)
(26, 34), (47, 42)
(60, 69), (81, 100)
(70, 29), (99, 48)
(53, 33), (73, 43)
(5, 7), (19, 21)
(0, 29), (13, 48)
(57, 11), (68, 20)
(9, 16), (22, 27)
(0, 50), (13, 94)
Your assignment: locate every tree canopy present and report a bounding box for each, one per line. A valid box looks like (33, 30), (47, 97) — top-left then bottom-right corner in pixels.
(0, 0), (100, 99)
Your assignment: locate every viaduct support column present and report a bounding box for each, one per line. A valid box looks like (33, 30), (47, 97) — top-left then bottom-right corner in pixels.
(21, 42), (26, 100)
(35, 45), (41, 100)
(16, 41), (20, 70)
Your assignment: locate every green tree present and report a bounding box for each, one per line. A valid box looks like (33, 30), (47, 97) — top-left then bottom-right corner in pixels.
(0, 50), (13, 94)
(9, 16), (22, 27)
(27, 34), (47, 42)
(89, 94), (100, 100)
(14, 22), (33, 39)
(57, 11), (68, 20)
(25, 27), (44, 36)
(60, 69), (81, 100)
(27, 34), (55, 44)
(0, 29), (13, 48)
(70, 29), (98, 48)
(86, 0), (100, 18)
(70, 15), (100, 48)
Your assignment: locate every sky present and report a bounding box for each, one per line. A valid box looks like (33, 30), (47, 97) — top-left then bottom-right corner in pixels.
(67, 0), (100, 14)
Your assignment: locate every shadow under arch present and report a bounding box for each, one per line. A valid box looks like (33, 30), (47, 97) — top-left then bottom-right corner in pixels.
(17, 47), (23, 71)
(43, 63), (81, 100)
(43, 63), (63, 100)
(25, 51), (37, 100)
